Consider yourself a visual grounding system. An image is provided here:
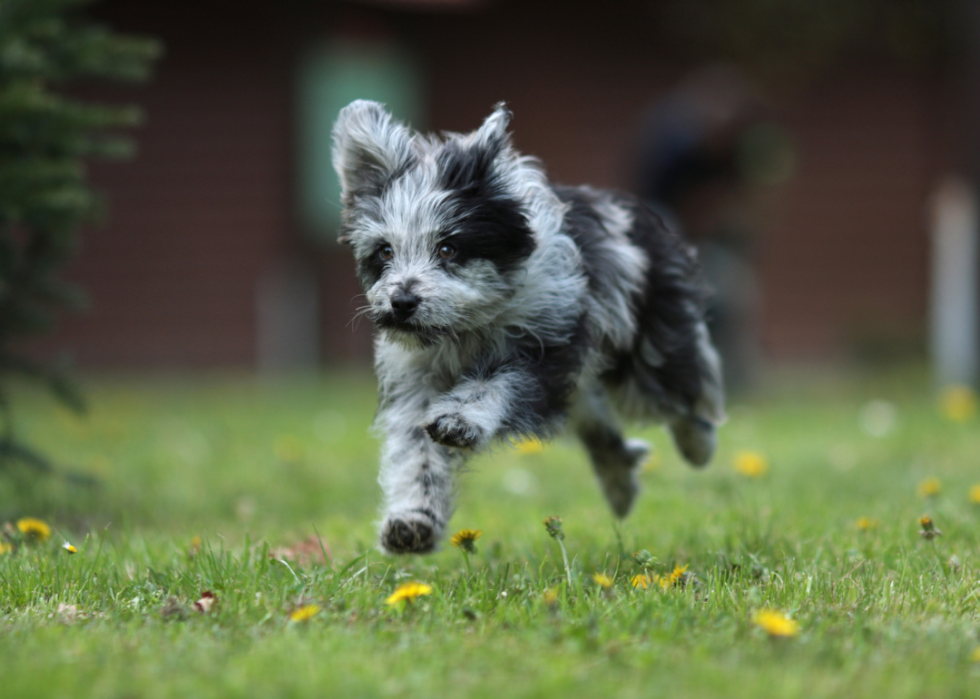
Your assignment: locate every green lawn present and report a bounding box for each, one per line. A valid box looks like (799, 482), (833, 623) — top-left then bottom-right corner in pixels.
(1, 369), (979, 698)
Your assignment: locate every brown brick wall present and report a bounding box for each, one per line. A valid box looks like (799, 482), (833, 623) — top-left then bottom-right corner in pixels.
(26, 0), (951, 368)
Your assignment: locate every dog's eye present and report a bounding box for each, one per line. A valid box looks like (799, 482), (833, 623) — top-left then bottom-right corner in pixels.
(378, 245), (394, 262)
(437, 243), (456, 260)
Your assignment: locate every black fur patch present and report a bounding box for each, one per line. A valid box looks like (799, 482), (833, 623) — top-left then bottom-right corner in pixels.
(437, 141), (536, 273)
(555, 186), (708, 417)
(356, 244), (388, 287)
(555, 186), (638, 325)
(465, 314), (590, 438)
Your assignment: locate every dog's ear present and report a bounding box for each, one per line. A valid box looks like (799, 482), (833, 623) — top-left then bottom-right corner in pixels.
(440, 103), (514, 191)
(332, 100), (414, 202)
(472, 102), (512, 157)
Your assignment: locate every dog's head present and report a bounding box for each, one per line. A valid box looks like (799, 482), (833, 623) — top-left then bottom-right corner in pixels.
(332, 101), (541, 345)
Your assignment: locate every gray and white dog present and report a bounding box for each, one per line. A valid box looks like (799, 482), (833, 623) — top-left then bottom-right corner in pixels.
(332, 100), (725, 554)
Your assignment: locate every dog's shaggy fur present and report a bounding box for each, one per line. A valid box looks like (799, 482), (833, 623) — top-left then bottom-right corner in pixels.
(332, 101), (725, 554)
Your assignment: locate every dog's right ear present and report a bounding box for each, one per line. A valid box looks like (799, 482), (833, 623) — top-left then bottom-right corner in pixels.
(332, 100), (414, 203)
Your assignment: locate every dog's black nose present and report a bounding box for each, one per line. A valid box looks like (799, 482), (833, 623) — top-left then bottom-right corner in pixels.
(391, 292), (420, 317)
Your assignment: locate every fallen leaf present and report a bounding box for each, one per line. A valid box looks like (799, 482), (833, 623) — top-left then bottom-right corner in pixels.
(194, 590), (217, 613)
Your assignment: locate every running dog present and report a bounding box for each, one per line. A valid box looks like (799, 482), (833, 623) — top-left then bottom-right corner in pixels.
(332, 101), (725, 554)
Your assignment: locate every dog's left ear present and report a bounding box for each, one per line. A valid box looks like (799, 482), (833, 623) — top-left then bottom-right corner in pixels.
(472, 102), (512, 157)
(440, 103), (514, 191)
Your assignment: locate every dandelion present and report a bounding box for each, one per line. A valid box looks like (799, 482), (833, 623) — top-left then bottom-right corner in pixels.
(753, 609), (800, 638)
(592, 572), (613, 589)
(734, 451), (768, 478)
(17, 517), (51, 543)
(62, 541), (77, 554)
(939, 385), (978, 423)
(451, 528), (482, 575)
(543, 516), (564, 540)
(631, 549), (658, 569)
(972, 646), (980, 663)
(450, 529), (482, 554)
(385, 581), (433, 606)
(631, 573), (655, 589)
(0, 541), (12, 555)
(542, 588), (559, 607)
(667, 564), (689, 586)
(543, 516), (572, 588)
(969, 485), (980, 505)
(917, 477), (942, 498)
(919, 515), (942, 540)
(856, 516), (879, 531)
(289, 604), (321, 623)
(513, 437), (545, 455)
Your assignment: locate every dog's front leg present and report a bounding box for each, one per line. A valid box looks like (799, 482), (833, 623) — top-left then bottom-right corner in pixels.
(424, 369), (524, 451)
(377, 391), (464, 554)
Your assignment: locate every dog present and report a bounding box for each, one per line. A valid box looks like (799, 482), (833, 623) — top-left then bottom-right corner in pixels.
(332, 101), (725, 554)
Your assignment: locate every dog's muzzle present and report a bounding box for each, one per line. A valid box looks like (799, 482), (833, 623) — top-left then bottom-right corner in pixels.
(390, 291), (420, 321)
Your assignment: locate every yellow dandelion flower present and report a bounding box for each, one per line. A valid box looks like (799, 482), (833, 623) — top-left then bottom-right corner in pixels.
(62, 541), (77, 554)
(17, 518), (51, 543)
(969, 484), (980, 505)
(939, 385), (978, 423)
(631, 573), (654, 589)
(542, 588), (559, 606)
(450, 529), (482, 554)
(917, 477), (941, 498)
(0, 541), (12, 555)
(668, 564), (690, 586)
(856, 516), (879, 531)
(513, 437), (545, 454)
(385, 581), (433, 606)
(971, 646), (980, 663)
(919, 515), (942, 540)
(734, 451), (768, 478)
(753, 609), (800, 638)
(289, 604), (320, 623)
(592, 572), (613, 589)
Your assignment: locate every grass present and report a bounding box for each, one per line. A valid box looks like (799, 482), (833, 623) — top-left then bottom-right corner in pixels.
(1, 368), (979, 698)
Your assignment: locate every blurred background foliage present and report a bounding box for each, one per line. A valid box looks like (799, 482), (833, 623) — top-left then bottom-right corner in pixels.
(0, 0), (159, 475)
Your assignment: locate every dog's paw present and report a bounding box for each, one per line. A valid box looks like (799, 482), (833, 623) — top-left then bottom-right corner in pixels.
(597, 467), (642, 519)
(424, 413), (484, 449)
(669, 417), (716, 468)
(380, 514), (438, 554)
(595, 439), (649, 519)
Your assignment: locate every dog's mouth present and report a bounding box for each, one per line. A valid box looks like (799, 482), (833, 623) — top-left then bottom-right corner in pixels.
(375, 313), (451, 346)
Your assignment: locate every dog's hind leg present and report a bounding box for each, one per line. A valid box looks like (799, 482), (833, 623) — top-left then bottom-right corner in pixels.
(666, 322), (725, 467)
(570, 385), (650, 518)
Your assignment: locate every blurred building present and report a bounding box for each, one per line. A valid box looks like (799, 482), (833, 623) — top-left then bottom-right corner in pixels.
(28, 0), (959, 370)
